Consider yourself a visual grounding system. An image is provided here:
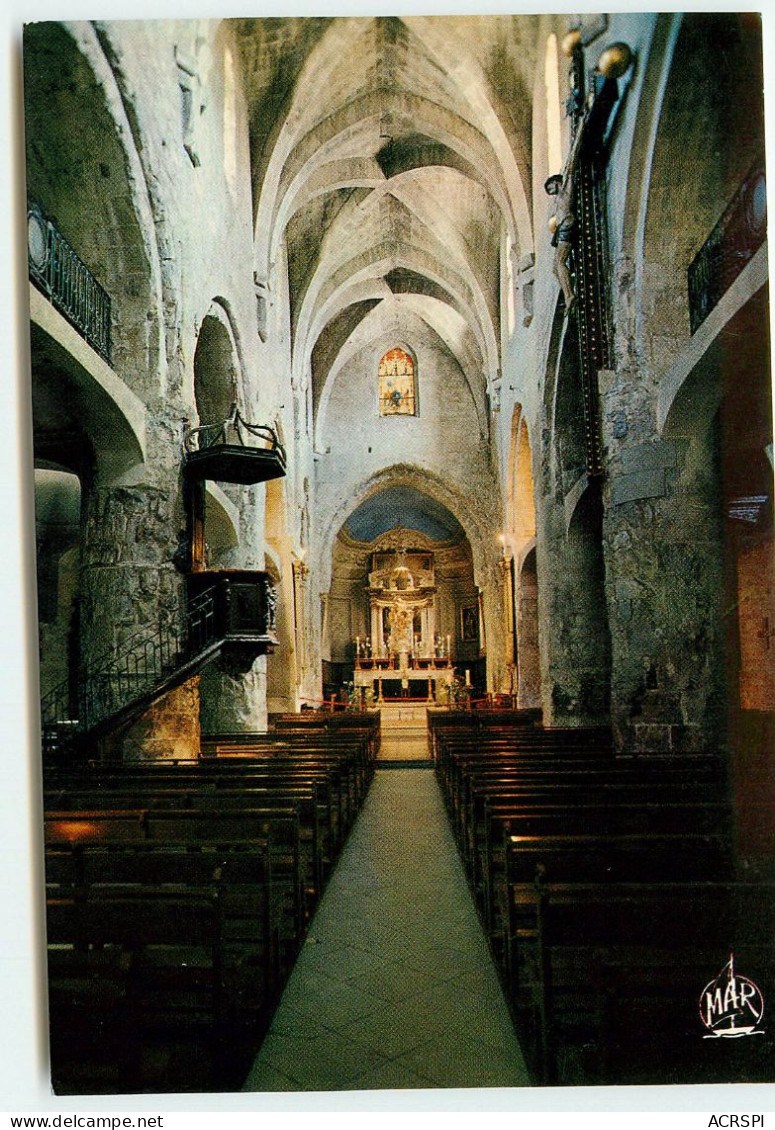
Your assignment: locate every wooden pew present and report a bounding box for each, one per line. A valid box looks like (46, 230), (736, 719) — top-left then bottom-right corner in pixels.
(45, 807), (306, 940)
(47, 885), (229, 1092)
(518, 880), (775, 1085)
(46, 782), (332, 899)
(474, 799), (732, 928)
(42, 720), (379, 1093)
(496, 830), (732, 990)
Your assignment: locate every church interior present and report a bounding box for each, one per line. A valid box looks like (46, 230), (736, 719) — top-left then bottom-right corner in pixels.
(22, 11), (775, 1095)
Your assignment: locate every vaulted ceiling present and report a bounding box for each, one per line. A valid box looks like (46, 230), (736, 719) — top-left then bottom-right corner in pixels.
(344, 485), (465, 543)
(235, 15), (539, 429)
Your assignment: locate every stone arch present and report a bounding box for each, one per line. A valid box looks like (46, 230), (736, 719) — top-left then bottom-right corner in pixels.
(540, 296), (570, 441)
(326, 491), (480, 688)
(616, 14), (680, 290)
(507, 407), (537, 551)
(506, 408), (540, 708)
(312, 294), (485, 445)
(192, 301), (244, 426)
(24, 21), (165, 399)
(543, 32), (563, 179)
(636, 13), (765, 379)
(538, 311), (611, 727)
(254, 17), (531, 281)
(264, 475), (301, 713)
(296, 235), (499, 388)
(402, 16), (533, 253)
(298, 250), (495, 439)
(317, 463), (497, 597)
(661, 282), (772, 829)
(551, 331), (587, 498)
(515, 546), (541, 709)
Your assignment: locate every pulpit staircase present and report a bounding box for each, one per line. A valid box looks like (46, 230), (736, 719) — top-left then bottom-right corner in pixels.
(40, 573), (277, 762)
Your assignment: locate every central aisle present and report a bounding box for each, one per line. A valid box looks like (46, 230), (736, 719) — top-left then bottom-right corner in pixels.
(243, 766), (530, 1092)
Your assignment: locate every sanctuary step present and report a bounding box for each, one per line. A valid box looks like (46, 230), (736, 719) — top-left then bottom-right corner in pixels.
(377, 703), (431, 762)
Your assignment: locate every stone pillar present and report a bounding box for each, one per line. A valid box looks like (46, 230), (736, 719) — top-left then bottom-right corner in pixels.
(498, 554), (516, 693)
(516, 552), (541, 709)
(598, 368), (727, 753)
(480, 560), (509, 694)
(293, 560), (310, 687)
(535, 486), (611, 728)
(198, 653), (267, 735)
(79, 480), (185, 736)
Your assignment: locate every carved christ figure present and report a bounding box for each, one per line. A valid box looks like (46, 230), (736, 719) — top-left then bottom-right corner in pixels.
(389, 601), (413, 655)
(546, 124), (585, 312)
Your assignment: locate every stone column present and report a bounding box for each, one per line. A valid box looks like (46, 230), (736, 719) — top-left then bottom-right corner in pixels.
(535, 485), (611, 728)
(598, 365), (727, 753)
(480, 560), (509, 694)
(293, 559), (311, 698)
(199, 653), (268, 735)
(515, 552), (541, 709)
(78, 480), (187, 741)
(498, 554), (516, 694)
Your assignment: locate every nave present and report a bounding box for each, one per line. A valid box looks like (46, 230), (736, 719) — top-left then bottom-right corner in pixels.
(243, 765), (529, 1092)
(43, 702), (775, 1096)
(21, 13), (774, 1103)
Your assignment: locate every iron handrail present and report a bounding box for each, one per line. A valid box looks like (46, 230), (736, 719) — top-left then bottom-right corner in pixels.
(688, 159), (767, 334)
(184, 402), (285, 461)
(40, 584), (219, 748)
(27, 203), (112, 364)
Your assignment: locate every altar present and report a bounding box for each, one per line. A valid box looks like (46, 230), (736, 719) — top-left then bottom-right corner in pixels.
(351, 546), (457, 701)
(354, 656), (455, 701)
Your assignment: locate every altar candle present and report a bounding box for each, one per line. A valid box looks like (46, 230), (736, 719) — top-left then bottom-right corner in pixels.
(446, 634), (451, 656)
(465, 669), (471, 686)
(356, 636), (360, 655)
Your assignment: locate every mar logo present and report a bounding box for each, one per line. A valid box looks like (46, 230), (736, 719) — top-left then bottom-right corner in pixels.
(700, 954), (765, 1038)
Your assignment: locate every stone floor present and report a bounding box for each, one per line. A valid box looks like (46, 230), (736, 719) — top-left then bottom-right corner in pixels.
(242, 764), (530, 1092)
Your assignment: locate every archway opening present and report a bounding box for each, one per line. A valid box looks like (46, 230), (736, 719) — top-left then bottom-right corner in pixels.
(325, 486), (482, 702)
(35, 468), (82, 714)
(193, 308), (240, 426)
(24, 22), (160, 392)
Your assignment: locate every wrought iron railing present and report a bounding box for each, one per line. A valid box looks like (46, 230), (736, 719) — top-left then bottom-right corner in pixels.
(688, 162), (767, 335)
(183, 404), (287, 487)
(184, 402), (285, 459)
(27, 203), (112, 364)
(40, 584), (218, 754)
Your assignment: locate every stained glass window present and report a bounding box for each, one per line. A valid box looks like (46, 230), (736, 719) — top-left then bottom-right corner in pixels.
(379, 347), (416, 415)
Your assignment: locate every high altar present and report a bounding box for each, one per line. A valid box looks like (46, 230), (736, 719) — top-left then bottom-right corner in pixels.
(353, 548), (455, 700)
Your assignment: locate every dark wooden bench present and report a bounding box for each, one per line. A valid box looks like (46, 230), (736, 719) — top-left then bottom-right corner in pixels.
(47, 885), (234, 1092)
(46, 781), (333, 897)
(45, 806), (306, 938)
(517, 880), (775, 1085)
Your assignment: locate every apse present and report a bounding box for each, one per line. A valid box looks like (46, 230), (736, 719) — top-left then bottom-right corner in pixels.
(343, 486), (464, 543)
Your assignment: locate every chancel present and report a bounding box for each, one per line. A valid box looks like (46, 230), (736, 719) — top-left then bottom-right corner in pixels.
(22, 10), (775, 1096)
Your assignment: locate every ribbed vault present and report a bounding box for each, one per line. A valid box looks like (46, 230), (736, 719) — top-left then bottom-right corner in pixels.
(242, 13), (537, 439)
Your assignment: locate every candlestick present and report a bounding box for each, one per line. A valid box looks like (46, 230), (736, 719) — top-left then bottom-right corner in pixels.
(465, 668), (471, 686)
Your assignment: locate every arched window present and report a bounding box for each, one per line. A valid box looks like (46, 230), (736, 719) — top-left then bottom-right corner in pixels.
(544, 33), (563, 179)
(223, 45), (238, 195)
(379, 347), (416, 415)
